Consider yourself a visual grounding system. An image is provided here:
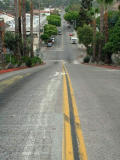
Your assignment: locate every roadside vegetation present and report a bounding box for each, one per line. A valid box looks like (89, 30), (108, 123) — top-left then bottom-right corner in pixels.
(41, 24), (58, 42)
(64, 0), (120, 65)
(0, 0), (44, 69)
(47, 15), (61, 26)
(41, 12), (61, 43)
(4, 31), (42, 68)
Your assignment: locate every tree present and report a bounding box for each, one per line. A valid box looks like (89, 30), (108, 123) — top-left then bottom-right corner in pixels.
(30, 0), (34, 57)
(65, 3), (81, 12)
(97, 0), (105, 60)
(41, 34), (49, 42)
(14, 0), (18, 34)
(44, 24), (57, 37)
(108, 10), (120, 29)
(64, 11), (79, 24)
(89, 8), (99, 60)
(14, 0), (19, 57)
(96, 10), (120, 30)
(22, 0), (26, 56)
(41, 24), (57, 43)
(26, 0), (30, 12)
(77, 25), (93, 54)
(104, 18), (120, 55)
(104, 0), (114, 43)
(77, 8), (91, 27)
(4, 32), (19, 54)
(81, 0), (93, 10)
(47, 15), (61, 26)
(18, 0), (22, 56)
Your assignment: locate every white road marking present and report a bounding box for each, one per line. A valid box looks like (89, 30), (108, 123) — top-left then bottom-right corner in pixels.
(73, 60), (80, 64)
(22, 73), (61, 159)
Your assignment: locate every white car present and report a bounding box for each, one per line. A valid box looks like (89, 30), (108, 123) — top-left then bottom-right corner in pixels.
(51, 37), (55, 43)
(71, 37), (78, 44)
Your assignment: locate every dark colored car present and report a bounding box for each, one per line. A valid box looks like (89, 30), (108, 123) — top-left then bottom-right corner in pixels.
(58, 30), (62, 35)
(47, 41), (52, 47)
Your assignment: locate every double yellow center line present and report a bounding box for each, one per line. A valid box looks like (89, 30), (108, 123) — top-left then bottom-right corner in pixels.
(62, 64), (88, 160)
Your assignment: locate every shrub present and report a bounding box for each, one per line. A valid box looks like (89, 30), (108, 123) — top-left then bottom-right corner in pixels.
(44, 24), (57, 37)
(47, 15), (61, 26)
(25, 57), (32, 67)
(31, 56), (42, 65)
(83, 55), (90, 63)
(41, 34), (50, 42)
(77, 25), (93, 48)
(5, 55), (18, 65)
(64, 11), (79, 23)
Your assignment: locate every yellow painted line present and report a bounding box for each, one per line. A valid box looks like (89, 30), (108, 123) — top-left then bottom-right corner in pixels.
(0, 73), (31, 92)
(65, 67), (88, 160)
(62, 67), (74, 160)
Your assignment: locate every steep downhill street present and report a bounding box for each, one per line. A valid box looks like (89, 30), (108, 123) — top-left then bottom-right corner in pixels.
(0, 14), (120, 160)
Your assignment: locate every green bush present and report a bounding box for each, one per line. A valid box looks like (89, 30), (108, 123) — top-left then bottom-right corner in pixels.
(44, 24), (57, 37)
(47, 15), (61, 27)
(77, 25), (93, 48)
(4, 32), (19, 54)
(31, 56), (42, 65)
(5, 55), (18, 65)
(22, 56), (42, 67)
(25, 57), (32, 67)
(83, 56), (90, 63)
(64, 11), (79, 23)
(41, 34), (50, 42)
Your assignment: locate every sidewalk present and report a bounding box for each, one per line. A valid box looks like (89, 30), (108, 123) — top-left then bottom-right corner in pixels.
(84, 63), (120, 70)
(0, 67), (27, 75)
(73, 30), (87, 63)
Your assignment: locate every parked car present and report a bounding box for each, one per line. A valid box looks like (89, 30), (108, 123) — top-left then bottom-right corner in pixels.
(47, 41), (53, 47)
(68, 25), (71, 28)
(50, 37), (55, 43)
(69, 33), (73, 37)
(69, 33), (73, 40)
(58, 30), (62, 35)
(71, 37), (78, 44)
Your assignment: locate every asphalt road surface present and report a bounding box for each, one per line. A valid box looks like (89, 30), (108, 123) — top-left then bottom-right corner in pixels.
(0, 14), (120, 160)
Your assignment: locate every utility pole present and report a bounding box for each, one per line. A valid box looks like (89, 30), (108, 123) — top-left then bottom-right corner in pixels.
(30, 0), (34, 57)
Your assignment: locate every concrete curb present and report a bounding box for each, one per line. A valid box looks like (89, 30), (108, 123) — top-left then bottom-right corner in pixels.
(83, 63), (120, 70)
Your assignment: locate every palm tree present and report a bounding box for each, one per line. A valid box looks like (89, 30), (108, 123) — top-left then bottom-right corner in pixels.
(14, 0), (19, 58)
(30, 0), (34, 57)
(97, 0), (104, 61)
(22, 0), (26, 56)
(18, 0), (22, 56)
(90, 8), (99, 61)
(104, 0), (114, 43)
(97, 0), (114, 61)
(14, 0), (18, 34)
